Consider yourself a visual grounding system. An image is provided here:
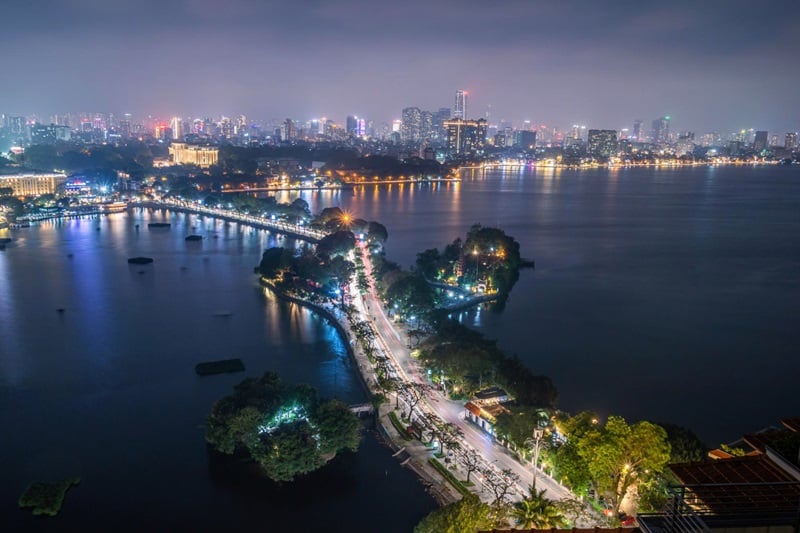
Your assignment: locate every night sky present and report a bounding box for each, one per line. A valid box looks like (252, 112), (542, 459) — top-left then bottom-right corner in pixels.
(3, 0), (799, 132)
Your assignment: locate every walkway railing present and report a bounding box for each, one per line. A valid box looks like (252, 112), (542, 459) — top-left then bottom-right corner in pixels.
(134, 199), (328, 242)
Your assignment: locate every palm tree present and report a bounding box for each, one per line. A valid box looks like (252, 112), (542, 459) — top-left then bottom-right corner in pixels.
(510, 488), (569, 529)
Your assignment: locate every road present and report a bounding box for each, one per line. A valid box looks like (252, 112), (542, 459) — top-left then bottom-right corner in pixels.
(352, 241), (573, 505)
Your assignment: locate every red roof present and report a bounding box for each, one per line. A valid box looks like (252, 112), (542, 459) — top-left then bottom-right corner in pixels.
(669, 455), (800, 515)
(464, 401), (482, 417)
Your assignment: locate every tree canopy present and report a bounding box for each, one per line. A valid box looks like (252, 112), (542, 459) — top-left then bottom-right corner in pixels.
(414, 494), (498, 533)
(205, 372), (360, 482)
(554, 413), (671, 514)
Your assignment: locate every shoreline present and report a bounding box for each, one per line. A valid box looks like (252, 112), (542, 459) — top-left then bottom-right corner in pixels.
(259, 277), (459, 506)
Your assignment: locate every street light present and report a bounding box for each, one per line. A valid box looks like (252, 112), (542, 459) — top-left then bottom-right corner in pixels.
(531, 427), (544, 491)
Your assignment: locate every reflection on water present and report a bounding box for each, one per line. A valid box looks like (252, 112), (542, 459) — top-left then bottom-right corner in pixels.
(303, 165), (799, 444)
(0, 209), (436, 531)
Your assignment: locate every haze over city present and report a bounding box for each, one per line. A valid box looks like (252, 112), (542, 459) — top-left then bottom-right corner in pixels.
(3, 1), (800, 530)
(3, 0), (799, 132)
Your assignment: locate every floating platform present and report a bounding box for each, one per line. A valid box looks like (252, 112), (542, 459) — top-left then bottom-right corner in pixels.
(185, 234), (202, 241)
(148, 222), (171, 228)
(128, 257), (154, 265)
(195, 358), (245, 376)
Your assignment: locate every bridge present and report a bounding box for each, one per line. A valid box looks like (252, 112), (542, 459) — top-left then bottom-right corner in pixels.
(348, 403), (375, 417)
(134, 200), (327, 243)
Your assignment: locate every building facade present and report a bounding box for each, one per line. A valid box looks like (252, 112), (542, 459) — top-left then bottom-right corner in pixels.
(588, 129), (618, 158)
(0, 173), (68, 196)
(168, 143), (219, 167)
(445, 119), (487, 156)
(454, 89), (468, 120)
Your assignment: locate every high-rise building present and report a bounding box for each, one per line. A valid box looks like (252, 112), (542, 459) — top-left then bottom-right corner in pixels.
(587, 129), (618, 158)
(346, 115), (358, 136)
(120, 114), (132, 139)
(280, 118), (296, 141)
(514, 130), (537, 151)
(444, 118), (487, 156)
(753, 130), (768, 152)
(651, 116), (671, 144)
(454, 90), (467, 120)
(170, 117), (184, 140)
(401, 107), (422, 142)
(632, 120), (643, 142)
(785, 132), (797, 150)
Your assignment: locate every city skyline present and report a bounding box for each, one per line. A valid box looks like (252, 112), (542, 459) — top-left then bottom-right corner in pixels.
(2, 0), (798, 133)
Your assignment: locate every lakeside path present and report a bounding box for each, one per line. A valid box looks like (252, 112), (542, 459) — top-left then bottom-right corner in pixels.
(351, 242), (575, 506)
(136, 200), (583, 514)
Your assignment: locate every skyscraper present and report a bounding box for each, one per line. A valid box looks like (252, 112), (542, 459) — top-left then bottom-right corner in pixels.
(454, 90), (467, 120)
(170, 117), (184, 140)
(280, 118), (296, 141)
(753, 130), (768, 152)
(785, 132), (797, 151)
(444, 118), (487, 155)
(401, 107), (422, 142)
(632, 120), (643, 142)
(514, 130), (537, 151)
(651, 116), (671, 144)
(346, 115), (358, 136)
(587, 129), (618, 159)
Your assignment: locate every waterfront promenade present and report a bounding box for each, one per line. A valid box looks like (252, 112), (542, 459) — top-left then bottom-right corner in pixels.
(137, 199), (584, 515)
(133, 199), (326, 242)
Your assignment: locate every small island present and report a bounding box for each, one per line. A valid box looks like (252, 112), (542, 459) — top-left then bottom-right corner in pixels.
(18, 477), (80, 517)
(205, 372), (360, 482)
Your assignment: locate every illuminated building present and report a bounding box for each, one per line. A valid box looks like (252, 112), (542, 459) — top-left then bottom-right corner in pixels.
(30, 124), (71, 144)
(0, 172), (67, 196)
(786, 132), (797, 150)
(633, 119), (643, 142)
(454, 89), (468, 120)
(170, 117), (184, 140)
(444, 118), (487, 155)
(120, 114), (132, 139)
(346, 115), (358, 136)
(401, 107), (422, 142)
(280, 119), (296, 141)
(168, 143), (219, 167)
(651, 115), (671, 144)
(514, 130), (537, 151)
(753, 130), (768, 152)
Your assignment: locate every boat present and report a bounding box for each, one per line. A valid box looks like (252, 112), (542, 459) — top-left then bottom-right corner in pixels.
(148, 222), (171, 228)
(128, 257), (154, 265)
(185, 234), (202, 242)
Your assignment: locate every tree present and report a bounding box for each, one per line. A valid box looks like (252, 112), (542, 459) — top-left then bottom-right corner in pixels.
(258, 247), (295, 279)
(511, 488), (569, 529)
(415, 494), (495, 533)
(205, 372), (361, 482)
(577, 416), (671, 514)
(494, 407), (550, 451)
(415, 248), (442, 279)
(315, 399), (360, 455)
(482, 467), (520, 506)
(397, 381), (429, 420)
(660, 422), (707, 463)
(457, 448), (483, 484)
(317, 230), (356, 258)
(367, 220), (388, 245)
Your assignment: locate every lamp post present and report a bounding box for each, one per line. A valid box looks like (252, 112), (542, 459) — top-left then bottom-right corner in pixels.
(531, 427), (544, 491)
(472, 247), (479, 285)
